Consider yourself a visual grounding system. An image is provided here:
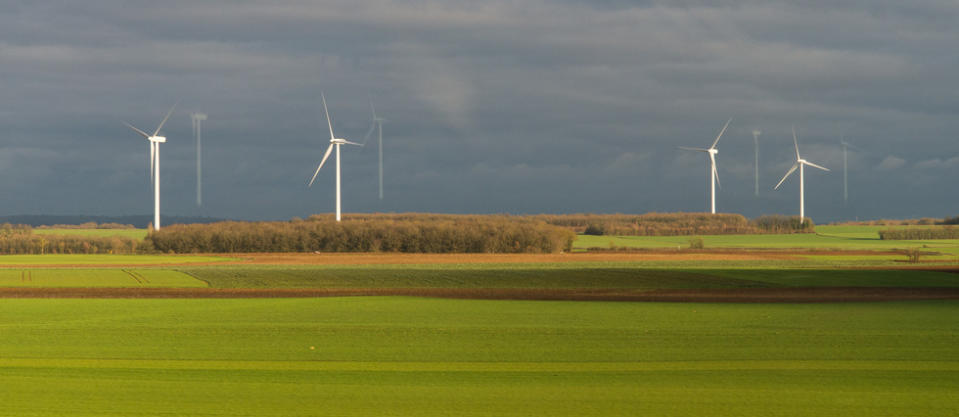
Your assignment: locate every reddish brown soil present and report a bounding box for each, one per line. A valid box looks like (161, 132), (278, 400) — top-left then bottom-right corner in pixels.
(2, 287), (957, 302)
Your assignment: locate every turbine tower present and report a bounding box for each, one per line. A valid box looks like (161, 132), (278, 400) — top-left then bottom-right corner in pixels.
(308, 93), (363, 222)
(680, 118), (732, 214)
(774, 126), (830, 224)
(124, 104), (177, 231)
(753, 129), (762, 196)
(839, 135), (859, 205)
(191, 112), (207, 207)
(362, 98), (387, 200)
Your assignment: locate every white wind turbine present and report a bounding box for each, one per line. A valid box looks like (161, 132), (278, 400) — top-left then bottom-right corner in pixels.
(774, 126), (830, 224)
(362, 97), (387, 200)
(753, 129), (762, 196)
(839, 135), (860, 205)
(680, 118), (732, 214)
(191, 112), (207, 207)
(124, 104), (177, 231)
(308, 93), (363, 222)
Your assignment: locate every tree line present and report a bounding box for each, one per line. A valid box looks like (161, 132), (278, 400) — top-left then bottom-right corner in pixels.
(148, 215), (576, 253)
(878, 227), (959, 240)
(534, 213), (814, 236)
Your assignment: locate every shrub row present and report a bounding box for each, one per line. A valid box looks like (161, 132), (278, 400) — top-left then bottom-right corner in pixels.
(0, 234), (143, 254)
(535, 213), (813, 236)
(878, 227), (959, 240)
(148, 215), (576, 253)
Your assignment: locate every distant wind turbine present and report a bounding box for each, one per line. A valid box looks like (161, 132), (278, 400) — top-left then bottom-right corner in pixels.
(124, 103), (177, 231)
(680, 118), (732, 214)
(839, 135), (860, 205)
(774, 126), (830, 224)
(308, 93), (363, 222)
(191, 112), (207, 207)
(753, 129), (762, 196)
(362, 97), (387, 200)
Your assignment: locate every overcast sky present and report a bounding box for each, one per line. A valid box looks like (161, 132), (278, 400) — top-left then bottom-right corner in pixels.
(1, 1), (957, 222)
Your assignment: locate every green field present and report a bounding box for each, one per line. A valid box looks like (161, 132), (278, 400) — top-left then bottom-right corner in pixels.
(0, 260), (957, 290)
(574, 225), (959, 255)
(0, 269), (206, 287)
(180, 265), (959, 289)
(0, 254), (236, 265)
(32, 228), (149, 239)
(0, 298), (956, 416)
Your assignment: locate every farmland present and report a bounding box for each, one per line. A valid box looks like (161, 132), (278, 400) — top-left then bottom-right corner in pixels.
(0, 298), (957, 416)
(575, 225), (959, 255)
(1, 223), (958, 416)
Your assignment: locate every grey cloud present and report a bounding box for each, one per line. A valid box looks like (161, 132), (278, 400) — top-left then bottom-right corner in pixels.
(1, 1), (957, 222)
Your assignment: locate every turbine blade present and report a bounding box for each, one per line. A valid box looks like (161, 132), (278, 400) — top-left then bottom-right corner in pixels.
(308, 144), (335, 187)
(370, 96), (377, 122)
(342, 140), (364, 146)
(803, 160), (830, 171)
(152, 102), (178, 137)
(709, 118), (732, 149)
(150, 142), (155, 182)
(321, 92), (335, 141)
(678, 146), (709, 152)
(792, 126), (800, 159)
(124, 122), (150, 139)
(361, 121), (375, 147)
(774, 163), (798, 190)
(711, 154), (721, 189)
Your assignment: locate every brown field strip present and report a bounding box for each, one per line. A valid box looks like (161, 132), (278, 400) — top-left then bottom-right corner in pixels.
(1, 287), (957, 302)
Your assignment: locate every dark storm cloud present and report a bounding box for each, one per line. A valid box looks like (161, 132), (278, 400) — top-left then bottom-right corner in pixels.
(0, 1), (956, 221)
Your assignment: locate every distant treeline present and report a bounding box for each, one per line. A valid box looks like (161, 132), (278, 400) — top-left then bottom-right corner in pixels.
(834, 215), (959, 226)
(0, 223), (144, 254)
(534, 213), (814, 236)
(878, 227), (959, 240)
(148, 214), (576, 254)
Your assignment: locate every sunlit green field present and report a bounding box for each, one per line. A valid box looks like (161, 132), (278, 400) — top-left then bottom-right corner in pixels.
(574, 225), (959, 255)
(0, 254), (236, 265)
(181, 265), (959, 289)
(0, 298), (956, 417)
(0, 269), (206, 287)
(31, 228), (149, 239)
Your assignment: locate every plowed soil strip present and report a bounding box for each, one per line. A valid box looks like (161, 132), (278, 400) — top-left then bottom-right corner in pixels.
(0, 287), (957, 302)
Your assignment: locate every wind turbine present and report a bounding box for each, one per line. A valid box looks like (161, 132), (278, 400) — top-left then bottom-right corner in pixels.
(191, 112), (207, 207)
(753, 129), (762, 196)
(362, 97), (387, 200)
(839, 135), (860, 205)
(124, 104), (177, 231)
(680, 118), (732, 214)
(308, 93), (363, 222)
(774, 126), (830, 224)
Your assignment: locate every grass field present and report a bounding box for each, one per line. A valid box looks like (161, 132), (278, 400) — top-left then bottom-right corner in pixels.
(0, 269), (206, 287)
(575, 225), (959, 255)
(32, 228), (149, 239)
(0, 254), (236, 265)
(180, 265), (959, 289)
(0, 298), (956, 416)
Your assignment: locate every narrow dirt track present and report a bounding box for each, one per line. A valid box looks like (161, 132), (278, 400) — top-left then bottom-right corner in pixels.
(2, 287), (957, 302)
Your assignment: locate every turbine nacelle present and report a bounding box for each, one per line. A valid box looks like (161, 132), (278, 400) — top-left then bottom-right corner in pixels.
(149, 136), (167, 143)
(678, 118), (732, 215)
